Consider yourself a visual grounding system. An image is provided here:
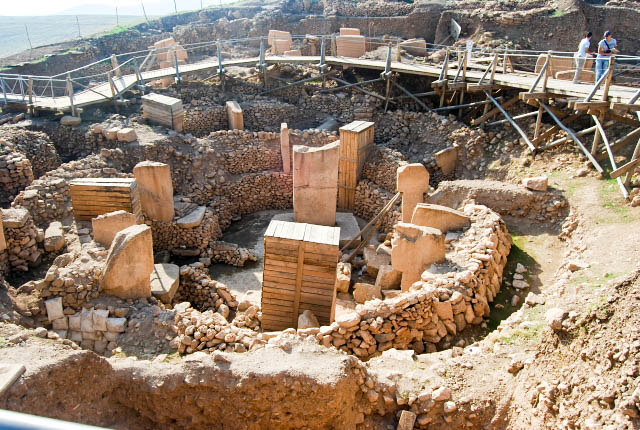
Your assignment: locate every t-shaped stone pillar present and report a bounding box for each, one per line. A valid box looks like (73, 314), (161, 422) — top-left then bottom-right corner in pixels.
(293, 141), (340, 226)
(281, 123), (291, 174)
(391, 222), (445, 291)
(397, 163), (430, 223)
(133, 161), (174, 222)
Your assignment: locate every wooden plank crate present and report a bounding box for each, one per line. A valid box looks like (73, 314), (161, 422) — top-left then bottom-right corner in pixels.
(142, 93), (184, 132)
(69, 178), (142, 221)
(262, 220), (340, 331)
(338, 120), (375, 210)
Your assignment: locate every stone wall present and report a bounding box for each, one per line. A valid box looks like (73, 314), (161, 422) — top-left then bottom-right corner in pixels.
(0, 150), (34, 207)
(2, 208), (42, 272)
(354, 180), (401, 233)
(0, 129), (61, 178)
(150, 208), (222, 254)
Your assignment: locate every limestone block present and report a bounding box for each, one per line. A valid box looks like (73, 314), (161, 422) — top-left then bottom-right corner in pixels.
(68, 313), (81, 331)
(52, 317), (68, 331)
(339, 28), (360, 36)
(298, 310), (320, 329)
(0, 216), (6, 252)
(93, 309), (109, 331)
(392, 223), (445, 291)
(375, 264), (401, 290)
(335, 262), (351, 293)
(411, 203), (470, 233)
(69, 331), (83, 343)
(433, 300), (453, 321)
(81, 308), (94, 332)
(60, 116), (81, 126)
(104, 331), (119, 342)
(44, 221), (65, 252)
(92, 210), (137, 248)
(116, 128), (138, 143)
(336, 35), (366, 58)
(133, 161), (174, 222)
(107, 317), (127, 333)
(226, 101), (244, 130)
(434, 146), (458, 175)
(150, 263), (180, 303)
(103, 128), (119, 141)
(397, 164), (430, 223)
(280, 123), (291, 174)
(397, 410), (417, 430)
(100, 224), (153, 299)
(353, 282), (381, 304)
(45, 297), (63, 321)
(177, 206), (206, 228)
(283, 50), (302, 56)
(363, 245), (390, 277)
(293, 141), (340, 226)
(522, 176), (548, 192)
(2, 208), (29, 228)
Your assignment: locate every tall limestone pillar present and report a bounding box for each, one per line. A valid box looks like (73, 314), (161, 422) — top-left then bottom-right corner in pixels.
(133, 161), (174, 222)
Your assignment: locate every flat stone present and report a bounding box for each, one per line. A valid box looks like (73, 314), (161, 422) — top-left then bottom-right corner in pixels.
(0, 364), (26, 396)
(545, 308), (568, 331)
(335, 262), (351, 293)
(297, 310), (319, 329)
(116, 128), (137, 143)
(374, 264), (401, 290)
(133, 161), (174, 222)
(434, 146), (458, 175)
(177, 206), (206, 228)
(2, 208), (29, 228)
(45, 297), (64, 321)
(363, 245), (390, 277)
(92, 210), (137, 248)
(411, 203), (470, 233)
(397, 410), (417, 430)
(432, 386), (451, 401)
(353, 282), (381, 304)
(60, 116), (81, 126)
(336, 311), (360, 328)
(522, 176), (548, 192)
(512, 279), (530, 289)
(44, 221), (65, 252)
(150, 263), (180, 304)
(100, 224), (153, 299)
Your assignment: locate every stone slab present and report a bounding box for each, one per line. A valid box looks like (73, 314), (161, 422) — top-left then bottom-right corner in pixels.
(411, 203), (470, 233)
(133, 161), (174, 222)
(434, 146), (458, 175)
(150, 263), (180, 304)
(44, 221), (65, 252)
(293, 141), (340, 226)
(92, 210), (137, 248)
(0, 364), (26, 396)
(177, 206), (206, 228)
(1, 208), (29, 228)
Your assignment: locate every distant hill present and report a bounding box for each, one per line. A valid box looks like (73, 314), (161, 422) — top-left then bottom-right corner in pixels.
(60, 0), (238, 16)
(0, 15), (143, 59)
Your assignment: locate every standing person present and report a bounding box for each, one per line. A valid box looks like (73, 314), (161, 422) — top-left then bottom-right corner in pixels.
(573, 32), (593, 84)
(596, 30), (618, 82)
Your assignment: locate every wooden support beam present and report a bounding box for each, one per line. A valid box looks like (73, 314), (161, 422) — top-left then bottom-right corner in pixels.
(431, 79), (448, 88)
(471, 95), (518, 126)
(534, 105), (543, 140)
(603, 111), (640, 128)
(539, 102), (603, 172)
(519, 91), (550, 101)
(447, 82), (467, 90)
(590, 112), (604, 156)
(593, 114), (629, 198)
(625, 112), (640, 187)
(610, 102), (640, 113)
(570, 100), (609, 111)
(611, 157), (640, 179)
(542, 51), (552, 92)
(490, 52), (499, 84)
(602, 57), (615, 101)
(531, 113), (581, 146)
(485, 90), (535, 152)
(466, 83), (498, 92)
(596, 127), (640, 161)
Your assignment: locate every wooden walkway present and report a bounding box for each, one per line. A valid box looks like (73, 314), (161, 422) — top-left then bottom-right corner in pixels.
(3, 55), (638, 111)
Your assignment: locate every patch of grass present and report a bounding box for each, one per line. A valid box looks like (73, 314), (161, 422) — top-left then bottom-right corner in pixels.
(0, 338), (5, 348)
(551, 9), (567, 17)
(499, 321), (545, 345)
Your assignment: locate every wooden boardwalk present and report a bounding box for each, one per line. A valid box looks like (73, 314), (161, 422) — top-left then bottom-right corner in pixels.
(3, 54), (639, 111)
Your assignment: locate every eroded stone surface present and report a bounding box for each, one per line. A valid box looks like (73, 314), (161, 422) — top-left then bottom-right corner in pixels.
(150, 263), (180, 304)
(133, 161), (174, 222)
(92, 210), (137, 248)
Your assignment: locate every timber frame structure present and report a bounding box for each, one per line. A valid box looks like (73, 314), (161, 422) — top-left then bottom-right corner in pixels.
(2, 34), (640, 197)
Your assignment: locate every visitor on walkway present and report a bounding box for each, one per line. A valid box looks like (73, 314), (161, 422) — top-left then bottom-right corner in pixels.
(596, 30), (618, 83)
(573, 32), (593, 84)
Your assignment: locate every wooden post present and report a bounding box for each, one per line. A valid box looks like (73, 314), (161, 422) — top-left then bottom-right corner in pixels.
(543, 51), (552, 92)
(28, 77), (33, 105)
(602, 56), (615, 101)
(503, 49), (508, 74)
(111, 54), (121, 78)
(107, 71), (116, 98)
(174, 49), (181, 84)
(534, 105), (544, 141)
(463, 49), (468, 81)
(591, 111), (605, 155)
(331, 35), (337, 57)
(66, 73), (76, 117)
(490, 52), (499, 84)
(396, 40), (401, 63)
(624, 138), (640, 187)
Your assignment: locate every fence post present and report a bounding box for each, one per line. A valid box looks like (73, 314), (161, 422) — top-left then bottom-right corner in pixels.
(602, 56), (615, 101)
(1, 78), (7, 106)
(111, 54), (121, 78)
(543, 51), (552, 92)
(67, 73), (76, 117)
(174, 49), (181, 84)
(28, 77), (33, 111)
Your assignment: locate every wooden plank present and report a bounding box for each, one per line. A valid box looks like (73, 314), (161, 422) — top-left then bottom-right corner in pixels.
(471, 95), (518, 126)
(518, 91), (550, 101)
(570, 100), (609, 111)
(596, 127), (640, 161)
(604, 111), (640, 128)
(610, 157), (640, 179)
(466, 83), (498, 92)
(292, 242), (305, 328)
(264, 263), (297, 275)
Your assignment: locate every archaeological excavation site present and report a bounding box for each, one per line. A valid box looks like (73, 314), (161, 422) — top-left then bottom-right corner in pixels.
(1, 0), (640, 428)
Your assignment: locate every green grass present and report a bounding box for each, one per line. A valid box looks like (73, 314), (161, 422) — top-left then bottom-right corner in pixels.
(551, 9), (567, 17)
(596, 178), (635, 224)
(499, 321), (545, 345)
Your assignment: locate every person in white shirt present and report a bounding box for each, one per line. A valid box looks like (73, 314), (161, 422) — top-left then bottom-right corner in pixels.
(573, 32), (594, 84)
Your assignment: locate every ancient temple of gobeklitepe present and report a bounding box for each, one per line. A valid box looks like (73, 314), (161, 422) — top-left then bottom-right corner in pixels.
(0, 0), (639, 428)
